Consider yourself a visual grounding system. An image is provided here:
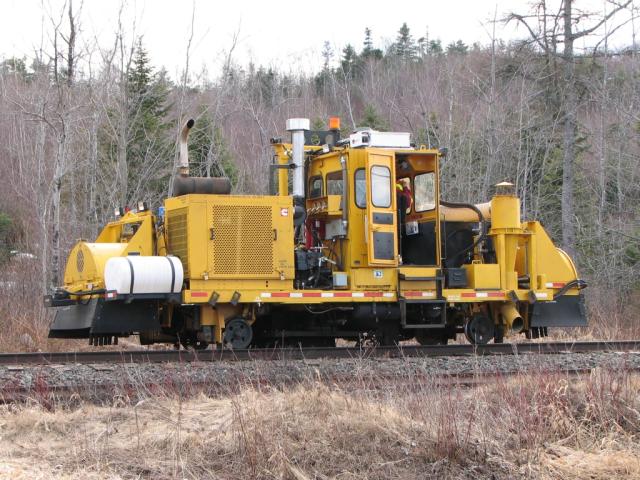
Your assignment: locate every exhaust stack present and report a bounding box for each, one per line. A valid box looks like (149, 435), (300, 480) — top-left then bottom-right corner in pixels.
(286, 118), (310, 225)
(171, 118), (231, 196)
(178, 118), (195, 176)
(286, 118), (310, 198)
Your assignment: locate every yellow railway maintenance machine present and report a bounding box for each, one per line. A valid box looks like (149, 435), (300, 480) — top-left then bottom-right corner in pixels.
(47, 118), (587, 348)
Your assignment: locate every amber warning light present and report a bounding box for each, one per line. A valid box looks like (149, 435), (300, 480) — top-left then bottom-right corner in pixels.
(329, 117), (340, 130)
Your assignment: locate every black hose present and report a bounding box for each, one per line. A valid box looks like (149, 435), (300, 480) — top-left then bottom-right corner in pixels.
(440, 200), (487, 264)
(553, 279), (588, 299)
(59, 288), (107, 297)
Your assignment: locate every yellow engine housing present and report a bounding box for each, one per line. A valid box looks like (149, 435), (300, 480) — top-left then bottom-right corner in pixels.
(164, 194), (295, 284)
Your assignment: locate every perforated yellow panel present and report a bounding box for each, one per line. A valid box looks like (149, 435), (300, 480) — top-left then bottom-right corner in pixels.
(211, 205), (273, 276)
(76, 249), (84, 273)
(167, 208), (189, 277)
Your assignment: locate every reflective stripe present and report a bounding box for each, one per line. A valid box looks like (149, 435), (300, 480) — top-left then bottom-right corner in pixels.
(461, 291), (504, 298)
(258, 291), (394, 299)
(404, 291), (436, 298)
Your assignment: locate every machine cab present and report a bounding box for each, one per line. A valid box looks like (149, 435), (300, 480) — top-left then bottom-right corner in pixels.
(295, 124), (444, 291)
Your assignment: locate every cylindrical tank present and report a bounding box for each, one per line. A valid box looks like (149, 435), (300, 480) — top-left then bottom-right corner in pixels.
(172, 176), (231, 196)
(490, 195), (521, 230)
(104, 256), (184, 294)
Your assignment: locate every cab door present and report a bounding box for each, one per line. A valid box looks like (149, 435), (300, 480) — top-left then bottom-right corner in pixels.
(365, 151), (398, 266)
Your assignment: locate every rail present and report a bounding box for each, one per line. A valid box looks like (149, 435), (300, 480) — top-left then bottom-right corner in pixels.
(1, 340), (639, 366)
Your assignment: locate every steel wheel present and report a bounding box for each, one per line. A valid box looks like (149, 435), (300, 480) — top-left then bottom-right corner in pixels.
(223, 318), (253, 349)
(464, 314), (494, 345)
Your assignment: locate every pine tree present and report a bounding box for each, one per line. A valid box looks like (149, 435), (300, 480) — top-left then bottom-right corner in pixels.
(359, 105), (388, 130)
(362, 28), (382, 60)
(321, 41), (333, 71)
(188, 110), (238, 187)
(125, 40), (171, 199)
(428, 39), (443, 55)
(0, 212), (15, 263)
(446, 40), (468, 55)
(340, 44), (358, 76)
(393, 23), (417, 61)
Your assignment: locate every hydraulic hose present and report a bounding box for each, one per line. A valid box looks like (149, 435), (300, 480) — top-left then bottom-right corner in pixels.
(440, 200), (487, 264)
(553, 279), (588, 299)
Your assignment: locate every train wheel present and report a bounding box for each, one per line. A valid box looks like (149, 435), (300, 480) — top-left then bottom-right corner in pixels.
(223, 318), (253, 349)
(464, 314), (494, 345)
(179, 335), (209, 350)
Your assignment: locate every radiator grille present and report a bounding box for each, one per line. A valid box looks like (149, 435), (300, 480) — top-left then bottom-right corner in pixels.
(212, 205), (273, 276)
(167, 208), (189, 277)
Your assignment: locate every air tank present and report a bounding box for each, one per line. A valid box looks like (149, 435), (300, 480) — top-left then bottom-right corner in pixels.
(104, 256), (184, 294)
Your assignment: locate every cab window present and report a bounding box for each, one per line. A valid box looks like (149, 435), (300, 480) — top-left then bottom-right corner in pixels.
(414, 172), (436, 211)
(354, 169), (366, 208)
(309, 176), (322, 198)
(371, 165), (391, 208)
(326, 171), (343, 195)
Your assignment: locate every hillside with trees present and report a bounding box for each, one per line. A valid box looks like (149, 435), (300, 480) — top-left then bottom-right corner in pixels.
(0, 6), (638, 348)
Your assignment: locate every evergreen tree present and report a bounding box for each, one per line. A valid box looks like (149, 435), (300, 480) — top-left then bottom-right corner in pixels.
(362, 28), (382, 60)
(428, 39), (443, 55)
(188, 110), (238, 187)
(0, 212), (15, 263)
(315, 41), (334, 94)
(446, 40), (468, 55)
(340, 44), (358, 77)
(125, 40), (171, 198)
(393, 23), (417, 61)
(0, 58), (28, 78)
(359, 104), (388, 130)
(321, 41), (333, 71)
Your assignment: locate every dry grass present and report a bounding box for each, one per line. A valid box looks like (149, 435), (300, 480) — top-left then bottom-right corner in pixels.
(0, 368), (638, 479)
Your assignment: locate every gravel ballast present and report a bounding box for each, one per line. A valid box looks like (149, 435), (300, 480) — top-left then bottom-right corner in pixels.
(1, 351), (639, 402)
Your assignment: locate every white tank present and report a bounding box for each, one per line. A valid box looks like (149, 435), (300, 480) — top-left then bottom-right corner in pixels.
(104, 256), (183, 294)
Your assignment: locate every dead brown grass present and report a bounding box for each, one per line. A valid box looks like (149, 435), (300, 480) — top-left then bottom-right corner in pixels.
(0, 368), (638, 479)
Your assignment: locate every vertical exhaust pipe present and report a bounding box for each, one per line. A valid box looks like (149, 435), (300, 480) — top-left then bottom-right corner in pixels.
(178, 118), (195, 176)
(286, 118), (310, 225)
(286, 118), (310, 198)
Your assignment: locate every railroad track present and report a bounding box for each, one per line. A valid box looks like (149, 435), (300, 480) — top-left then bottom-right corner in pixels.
(2, 340), (639, 366)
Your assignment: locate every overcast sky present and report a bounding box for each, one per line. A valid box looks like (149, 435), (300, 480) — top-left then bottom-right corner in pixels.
(0, 0), (636, 79)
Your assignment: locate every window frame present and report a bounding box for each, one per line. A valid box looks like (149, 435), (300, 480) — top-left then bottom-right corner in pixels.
(308, 175), (323, 199)
(325, 170), (344, 196)
(354, 168), (366, 209)
(370, 165), (392, 208)
(413, 171), (436, 213)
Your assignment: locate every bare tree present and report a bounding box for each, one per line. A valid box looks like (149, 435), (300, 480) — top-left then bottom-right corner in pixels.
(509, 0), (632, 256)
